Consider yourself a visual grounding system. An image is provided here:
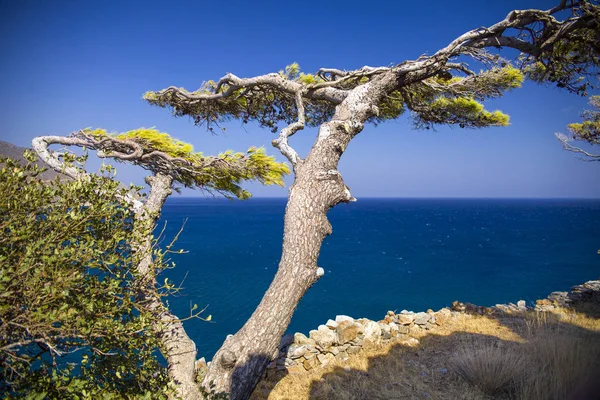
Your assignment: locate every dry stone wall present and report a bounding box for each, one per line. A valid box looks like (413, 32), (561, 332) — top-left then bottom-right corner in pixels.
(264, 279), (600, 373)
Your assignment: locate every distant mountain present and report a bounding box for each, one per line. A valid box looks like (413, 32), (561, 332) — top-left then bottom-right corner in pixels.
(0, 140), (67, 181)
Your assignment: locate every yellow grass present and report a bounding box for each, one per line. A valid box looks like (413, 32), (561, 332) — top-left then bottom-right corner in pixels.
(252, 307), (600, 400)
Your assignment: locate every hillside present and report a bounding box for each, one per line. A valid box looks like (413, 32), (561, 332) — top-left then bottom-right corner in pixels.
(0, 140), (67, 181)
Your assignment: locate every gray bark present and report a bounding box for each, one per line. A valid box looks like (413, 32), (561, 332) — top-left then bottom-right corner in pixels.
(133, 174), (202, 400)
(202, 74), (398, 399)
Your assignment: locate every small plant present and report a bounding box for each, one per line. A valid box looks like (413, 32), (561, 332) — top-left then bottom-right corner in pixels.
(450, 344), (530, 396)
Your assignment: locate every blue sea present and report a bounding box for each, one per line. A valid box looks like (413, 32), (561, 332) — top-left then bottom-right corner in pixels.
(158, 198), (600, 359)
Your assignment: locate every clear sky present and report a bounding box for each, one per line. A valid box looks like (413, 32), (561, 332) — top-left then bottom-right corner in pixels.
(1, 0), (598, 198)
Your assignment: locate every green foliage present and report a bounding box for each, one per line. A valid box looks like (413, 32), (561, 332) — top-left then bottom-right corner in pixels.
(143, 64), (336, 133)
(521, 2), (600, 95)
(145, 63), (526, 132)
(567, 95), (600, 145)
(0, 155), (170, 399)
(429, 97), (510, 127)
(83, 128), (290, 199)
(403, 65), (523, 128)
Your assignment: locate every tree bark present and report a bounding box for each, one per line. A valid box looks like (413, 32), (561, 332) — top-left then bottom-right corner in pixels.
(133, 173), (202, 400)
(203, 74), (398, 399)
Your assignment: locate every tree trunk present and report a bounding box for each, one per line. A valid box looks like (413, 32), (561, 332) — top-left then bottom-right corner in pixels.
(203, 74), (398, 399)
(134, 174), (203, 400)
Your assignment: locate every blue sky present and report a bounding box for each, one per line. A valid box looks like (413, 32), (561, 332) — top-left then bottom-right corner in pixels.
(1, 0), (598, 198)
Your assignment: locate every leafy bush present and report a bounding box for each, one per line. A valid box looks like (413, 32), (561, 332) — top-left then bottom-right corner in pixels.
(0, 153), (170, 399)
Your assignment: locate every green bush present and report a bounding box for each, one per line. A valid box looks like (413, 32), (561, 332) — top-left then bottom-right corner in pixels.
(0, 153), (170, 399)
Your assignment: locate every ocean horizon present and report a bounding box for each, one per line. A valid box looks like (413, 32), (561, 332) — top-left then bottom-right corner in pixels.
(158, 197), (600, 359)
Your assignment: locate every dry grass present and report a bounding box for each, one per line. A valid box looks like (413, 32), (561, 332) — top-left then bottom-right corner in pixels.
(252, 307), (600, 400)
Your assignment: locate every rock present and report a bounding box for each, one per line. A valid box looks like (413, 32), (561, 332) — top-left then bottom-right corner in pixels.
(397, 314), (415, 325)
(267, 360), (277, 369)
(429, 315), (436, 325)
(294, 332), (315, 346)
(426, 309), (434, 314)
(409, 324), (422, 335)
(400, 310), (414, 315)
(495, 304), (510, 312)
(337, 320), (360, 344)
(424, 322), (435, 330)
(304, 351), (317, 360)
(347, 345), (361, 355)
(387, 310), (395, 317)
(414, 312), (430, 325)
(384, 315), (394, 323)
(569, 281), (600, 303)
(434, 308), (451, 326)
(465, 302), (481, 314)
(451, 301), (466, 312)
(397, 325), (409, 334)
(195, 357), (207, 371)
(335, 315), (355, 324)
(548, 291), (569, 306)
(335, 351), (349, 362)
(303, 357), (318, 371)
(316, 353), (335, 366)
(399, 337), (420, 347)
(287, 344), (308, 359)
(380, 323), (392, 340)
(310, 325), (338, 348)
(325, 319), (338, 329)
(389, 322), (399, 336)
(327, 346), (340, 356)
(517, 300), (526, 309)
(362, 321), (382, 344)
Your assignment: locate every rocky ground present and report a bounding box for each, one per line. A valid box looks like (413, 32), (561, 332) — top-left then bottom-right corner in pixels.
(250, 280), (600, 399)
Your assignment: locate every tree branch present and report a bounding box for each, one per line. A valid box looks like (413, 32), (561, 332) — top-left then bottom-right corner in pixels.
(272, 90), (305, 167)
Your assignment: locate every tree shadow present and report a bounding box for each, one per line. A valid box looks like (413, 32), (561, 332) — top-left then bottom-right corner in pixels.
(303, 309), (600, 400)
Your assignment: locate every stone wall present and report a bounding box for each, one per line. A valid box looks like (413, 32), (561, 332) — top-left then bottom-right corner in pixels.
(265, 279), (600, 373)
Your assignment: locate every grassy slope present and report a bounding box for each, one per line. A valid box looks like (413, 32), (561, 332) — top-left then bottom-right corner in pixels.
(253, 305), (600, 399)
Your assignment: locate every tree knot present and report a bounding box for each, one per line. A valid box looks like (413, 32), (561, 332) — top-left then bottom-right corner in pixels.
(220, 350), (237, 369)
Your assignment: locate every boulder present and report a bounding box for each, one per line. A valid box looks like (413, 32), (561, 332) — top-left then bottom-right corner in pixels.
(434, 308), (451, 326)
(195, 357), (207, 371)
(335, 315), (355, 324)
(399, 337), (420, 347)
(337, 320), (360, 344)
(325, 319), (338, 329)
(397, 314), (415, 325)
(380, 323), (392, 340)
(389, 322), (399, 337)
(294, 332), (315, 346)
(286, 344), (308, 359)
(397, 324), (409, 334)
(414, 312), (430, 325)
(451, 301), (466, 312)
(335, 351), (350, 362)
(347, 345), (361, 355)
(303, 357), (318, 371)
(310, 325), (338, 349)
(317, 353), (335, 366)
(362, 320), (382, 344)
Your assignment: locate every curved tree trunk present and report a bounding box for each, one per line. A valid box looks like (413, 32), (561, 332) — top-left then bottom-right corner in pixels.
(203, 74), (398, 399)
(133, 174), (202, 400)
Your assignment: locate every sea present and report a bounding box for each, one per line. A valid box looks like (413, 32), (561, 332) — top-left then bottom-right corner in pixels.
(157, 198), (600, 359)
